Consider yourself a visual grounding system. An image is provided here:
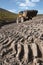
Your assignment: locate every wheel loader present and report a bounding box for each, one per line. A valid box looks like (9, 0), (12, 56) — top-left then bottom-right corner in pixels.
(16, 10), (38, 23)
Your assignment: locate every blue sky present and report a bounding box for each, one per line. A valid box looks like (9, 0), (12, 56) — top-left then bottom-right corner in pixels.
(0, 0), (43, 14)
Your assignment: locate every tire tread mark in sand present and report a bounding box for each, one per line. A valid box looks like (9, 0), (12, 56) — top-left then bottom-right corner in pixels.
(18, 44), (24, 61)
(37, 44), (42, 58)
(13, 44), (18, 57)
(2, 39), (9, 45)
(28, 45), (33, 62)
(2, 39), (14, 49)
(2, 48), (13, 57)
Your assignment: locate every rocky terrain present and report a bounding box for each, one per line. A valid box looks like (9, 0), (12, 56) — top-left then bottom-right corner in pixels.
(0, 16), (43, 65)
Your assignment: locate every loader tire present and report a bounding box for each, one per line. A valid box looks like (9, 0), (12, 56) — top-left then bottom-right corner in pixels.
(16, 17), (19, 24)
(21, 17), (24, 23)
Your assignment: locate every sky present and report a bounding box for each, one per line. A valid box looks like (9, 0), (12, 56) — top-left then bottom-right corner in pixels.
(0, 0), (43, 14)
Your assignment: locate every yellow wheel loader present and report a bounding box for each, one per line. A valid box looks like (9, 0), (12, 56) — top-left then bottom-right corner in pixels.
(16, 10), (38, 23)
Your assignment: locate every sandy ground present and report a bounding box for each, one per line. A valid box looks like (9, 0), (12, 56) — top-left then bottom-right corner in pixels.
(0, 16), (43, 65)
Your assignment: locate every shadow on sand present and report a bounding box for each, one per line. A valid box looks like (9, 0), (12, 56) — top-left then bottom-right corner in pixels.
(0, 20), (16, 28)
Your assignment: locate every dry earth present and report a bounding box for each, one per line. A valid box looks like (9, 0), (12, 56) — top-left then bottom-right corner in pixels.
(0, 16), (43, 65)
